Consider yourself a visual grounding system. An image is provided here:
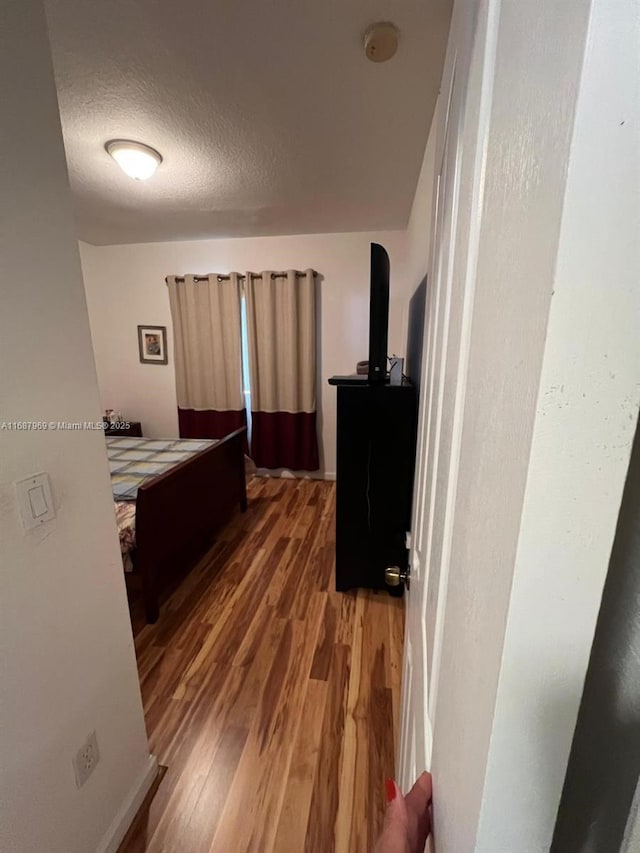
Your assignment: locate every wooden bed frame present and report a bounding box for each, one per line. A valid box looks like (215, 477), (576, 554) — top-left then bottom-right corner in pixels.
(130, 427), (247, 624)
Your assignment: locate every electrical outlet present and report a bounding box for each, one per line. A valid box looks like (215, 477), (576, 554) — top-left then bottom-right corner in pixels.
(73, 731), (100, 789)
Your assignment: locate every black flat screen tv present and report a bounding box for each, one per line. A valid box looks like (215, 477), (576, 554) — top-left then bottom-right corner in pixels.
(368, 243), (390, 384)
(406, 274), (427, 389)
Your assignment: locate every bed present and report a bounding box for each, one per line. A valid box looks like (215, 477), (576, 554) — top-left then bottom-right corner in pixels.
(108, 429), (248, 624)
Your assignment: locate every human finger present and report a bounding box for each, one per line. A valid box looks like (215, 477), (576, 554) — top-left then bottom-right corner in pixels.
(373, 779), (410, 853)
(403, 772), (433, 850)
(405, 771), (432, 812)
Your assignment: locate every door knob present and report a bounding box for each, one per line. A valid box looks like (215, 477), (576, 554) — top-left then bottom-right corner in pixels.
(385, 565), (410, 590)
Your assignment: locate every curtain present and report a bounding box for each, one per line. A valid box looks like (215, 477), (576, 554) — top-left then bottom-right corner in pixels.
(166, 274), (246, 439)
(245, 270), (319, 471)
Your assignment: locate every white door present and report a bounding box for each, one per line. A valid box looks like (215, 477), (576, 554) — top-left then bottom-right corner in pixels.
(398, 0), (500, 791)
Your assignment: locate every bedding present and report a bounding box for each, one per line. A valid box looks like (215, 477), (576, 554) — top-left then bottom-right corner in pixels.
(114, 500), (136, 571)
(107, 436), (216, 500)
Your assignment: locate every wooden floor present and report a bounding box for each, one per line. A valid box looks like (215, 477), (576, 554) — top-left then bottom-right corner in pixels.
(123, 477), (405, 853)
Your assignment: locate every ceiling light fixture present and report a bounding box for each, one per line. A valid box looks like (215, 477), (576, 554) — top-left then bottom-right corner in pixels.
(105, 140), (162, 180)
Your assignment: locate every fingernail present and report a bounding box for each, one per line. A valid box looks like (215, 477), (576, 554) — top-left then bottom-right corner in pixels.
(385, 778), (396, 803)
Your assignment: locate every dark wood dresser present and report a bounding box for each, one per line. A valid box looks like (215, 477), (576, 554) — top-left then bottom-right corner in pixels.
(330, 380), (417, 595)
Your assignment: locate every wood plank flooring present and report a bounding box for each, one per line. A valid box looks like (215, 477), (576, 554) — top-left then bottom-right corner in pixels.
(123, 477), (405, 853)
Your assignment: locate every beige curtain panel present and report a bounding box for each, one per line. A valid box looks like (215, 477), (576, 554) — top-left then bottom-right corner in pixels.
(166, 273), (246, 439)
(245, 270), (316, 413)
(245, 270), (319, 470)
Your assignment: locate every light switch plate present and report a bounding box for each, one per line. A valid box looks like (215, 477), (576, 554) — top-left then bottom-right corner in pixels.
(15, 473), (55, 530)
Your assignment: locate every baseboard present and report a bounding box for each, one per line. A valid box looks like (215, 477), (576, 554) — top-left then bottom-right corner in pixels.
(256, 468), (336, 481)
(96, 754), (158, 853)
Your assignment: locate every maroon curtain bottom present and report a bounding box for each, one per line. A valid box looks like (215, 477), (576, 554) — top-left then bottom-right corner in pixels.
(178, 407), (247, 442)
(250, 410), (319, 471)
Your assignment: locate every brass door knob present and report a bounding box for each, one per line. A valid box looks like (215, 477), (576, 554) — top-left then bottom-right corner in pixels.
(385, 566), (409, 589)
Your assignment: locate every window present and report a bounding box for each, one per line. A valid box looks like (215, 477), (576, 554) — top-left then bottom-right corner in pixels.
(240, 293), (252, 442)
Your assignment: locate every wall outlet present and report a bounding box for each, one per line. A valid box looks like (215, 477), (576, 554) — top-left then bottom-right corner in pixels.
(73, 731), (100, 789)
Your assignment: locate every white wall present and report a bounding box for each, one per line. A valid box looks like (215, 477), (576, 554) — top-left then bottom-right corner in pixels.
(0, 2), (154, 852)
(408, 0), (596, 845)
(402, 0), (640, 849)
(406, 109), (438, 296)
(79, 229), (408, 476)
(475, 0), (640, 849)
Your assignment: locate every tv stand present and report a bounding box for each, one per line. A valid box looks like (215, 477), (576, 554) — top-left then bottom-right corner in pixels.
(329, 377), (417, 595)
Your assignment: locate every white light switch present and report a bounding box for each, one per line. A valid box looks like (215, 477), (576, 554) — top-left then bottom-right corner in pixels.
(16, 473), (55, 530)
(29, 485), (48, 517)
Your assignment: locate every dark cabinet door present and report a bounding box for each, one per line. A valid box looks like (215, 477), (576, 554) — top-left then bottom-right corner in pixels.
(335, 384), (417, 594)
(335, 387), (372, 591)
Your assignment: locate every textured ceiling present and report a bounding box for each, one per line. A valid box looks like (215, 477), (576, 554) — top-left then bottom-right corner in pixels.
(45, 0), (452, 245)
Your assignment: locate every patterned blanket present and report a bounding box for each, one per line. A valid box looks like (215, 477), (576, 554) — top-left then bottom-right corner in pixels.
(107, 435), (217, 501)
(115, 501), (137, 570)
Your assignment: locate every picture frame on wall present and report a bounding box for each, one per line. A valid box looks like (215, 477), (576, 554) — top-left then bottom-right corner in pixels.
(138, 325), (168, 364)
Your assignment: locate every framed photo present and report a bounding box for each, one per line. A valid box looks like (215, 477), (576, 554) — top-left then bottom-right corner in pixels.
(138, 325), (168, 364)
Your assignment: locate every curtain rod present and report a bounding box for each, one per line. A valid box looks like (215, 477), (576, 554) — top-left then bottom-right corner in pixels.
(167, 270), (317, 284)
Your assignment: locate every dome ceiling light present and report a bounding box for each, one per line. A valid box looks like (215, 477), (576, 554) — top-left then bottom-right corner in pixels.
(105, 140), (162, 180)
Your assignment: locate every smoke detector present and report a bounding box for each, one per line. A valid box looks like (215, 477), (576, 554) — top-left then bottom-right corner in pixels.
(364, 22), (399, 63)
